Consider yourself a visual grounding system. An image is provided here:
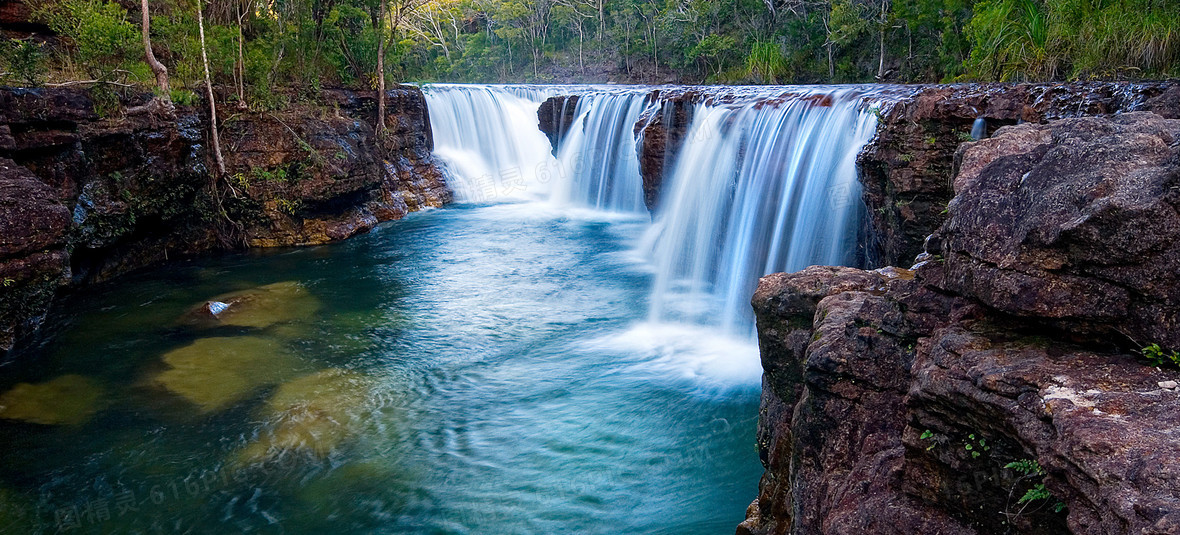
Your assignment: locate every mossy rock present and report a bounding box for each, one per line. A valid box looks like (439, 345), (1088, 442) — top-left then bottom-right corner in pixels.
(154, 336), (306, 413)
(182, 281), (321, 330)
(0, 374), (106, 425)
(235, 368), (374, 465)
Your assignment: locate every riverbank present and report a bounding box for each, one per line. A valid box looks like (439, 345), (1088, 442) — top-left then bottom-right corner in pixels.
(0, 86), (450, 355)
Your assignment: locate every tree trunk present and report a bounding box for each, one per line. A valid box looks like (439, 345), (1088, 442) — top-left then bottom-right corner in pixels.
(237, 6), (247, 108)
(197, 0), (226, 176)
(376, 0), (387, 135)
(140, 0), (170, 102)
(827, 42), (834, 78)
(876, 2), (887, 79)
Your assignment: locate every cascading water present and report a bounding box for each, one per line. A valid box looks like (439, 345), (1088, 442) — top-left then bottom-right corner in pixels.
(549, 90), (650, 212)
(426, 84), (652, 213)
(425, 84), (884, 378)
(642, 89), (880, 335)
(424, 84), (559, 202)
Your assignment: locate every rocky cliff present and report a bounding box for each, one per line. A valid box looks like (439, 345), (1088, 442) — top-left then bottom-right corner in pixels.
(738, 112), (1180, 535)
(860, 82), (1180, 267)
(0, 86), (450, 355)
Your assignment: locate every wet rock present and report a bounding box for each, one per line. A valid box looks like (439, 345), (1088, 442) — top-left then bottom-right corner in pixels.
(234, 368), (375, 465)
(743, 112), (1180, 535)
(154, 336), (306, 413)
(634, 92), (695, 211)
(537, 95), (580, 152)
(0, 374), (105, 425)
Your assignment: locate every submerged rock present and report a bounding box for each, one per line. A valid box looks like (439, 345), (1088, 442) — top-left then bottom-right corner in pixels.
(184, 281), (321, 330)
(235, 368), (375, 465)
(0, 374), (105, 425)
(154, 336), (306, 413)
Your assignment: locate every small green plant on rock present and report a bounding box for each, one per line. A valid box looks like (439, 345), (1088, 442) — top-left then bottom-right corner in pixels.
(919, 429), (938, 451)
(274, 198), (302, 215)
(964, 433), (990, 459)
(1141, 343), (1180, 368)
(1004, 459), (1066, 519)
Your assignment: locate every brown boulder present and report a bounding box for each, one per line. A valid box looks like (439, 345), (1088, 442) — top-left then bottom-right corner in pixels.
(934, 113), (1180, 349)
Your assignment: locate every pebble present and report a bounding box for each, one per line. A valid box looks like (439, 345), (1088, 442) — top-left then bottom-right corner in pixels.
(1159, 381), (1178, 390)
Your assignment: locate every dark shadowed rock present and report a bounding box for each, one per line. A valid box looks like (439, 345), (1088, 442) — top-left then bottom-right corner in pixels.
(0, 158), (69, 353)
(537, 95), (580, 153)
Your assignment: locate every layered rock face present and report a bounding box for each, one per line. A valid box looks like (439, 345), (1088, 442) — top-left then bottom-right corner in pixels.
(859, 81), (1180, 267)
(740, 112), (1180, 535)
(632, 90), (695, 211)
(0, 87), (449, 354)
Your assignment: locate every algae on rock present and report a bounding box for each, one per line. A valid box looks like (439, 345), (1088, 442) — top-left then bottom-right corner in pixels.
(0, 374), (106, 425)
(183, 281), (322, 329)
(154, 336), (307, 413)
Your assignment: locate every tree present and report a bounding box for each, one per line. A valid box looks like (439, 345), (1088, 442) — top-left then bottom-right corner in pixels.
(197, 0), (227, 175)
(376, 0), (423, 134)
(140, 0), (171, 103)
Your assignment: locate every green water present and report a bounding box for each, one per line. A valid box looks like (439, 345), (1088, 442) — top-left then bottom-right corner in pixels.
(0, 203), (762, 534)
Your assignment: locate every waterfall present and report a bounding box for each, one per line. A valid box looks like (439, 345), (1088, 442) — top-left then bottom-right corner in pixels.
(641, 89), (880, 335)
(423, 84), (559, 203)
(550, 90), (650, 212)
(971, 117), (988, 140)
(425, 84), (650, 212)
(424, 84), (883, 339)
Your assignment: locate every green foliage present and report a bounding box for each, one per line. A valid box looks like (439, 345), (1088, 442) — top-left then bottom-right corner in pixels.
(1005, 458), (1044, 475)
(747, 41), (791, 83)
(1141, 343), (1180, 368)
(88, 83), (120, 117)
(2, 39), (47, 85)
(1005, 458), (1066, 514)
(965, 0), (1180, 80)
(274, 198), (302, 215)
(36, 0), (143, 78)
(12, 0), (1180, 93)
(170, 89), (198, 107)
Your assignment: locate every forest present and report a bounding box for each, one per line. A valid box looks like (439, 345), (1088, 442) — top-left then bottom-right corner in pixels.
(1, 0), (1178, 101)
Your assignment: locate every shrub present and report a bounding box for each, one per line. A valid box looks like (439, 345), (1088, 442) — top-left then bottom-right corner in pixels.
(2, 39), (47, 86)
